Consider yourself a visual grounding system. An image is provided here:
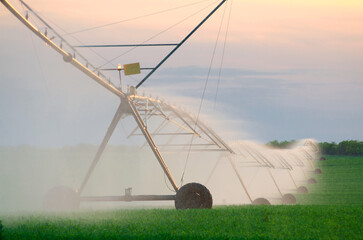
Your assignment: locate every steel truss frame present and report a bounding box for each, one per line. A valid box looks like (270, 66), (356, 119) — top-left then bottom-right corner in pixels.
(2, 0), (316, 206)
(1, 0), (232, 205)
(79, 95), (234, 203)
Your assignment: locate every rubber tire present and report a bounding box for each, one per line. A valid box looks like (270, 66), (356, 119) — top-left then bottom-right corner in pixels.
(175, 183), (212, 209)
(252, 198), (271, 205)
(282, 193), (296, 204)
(308, 178), (317, 184)
(43, 186), (80, 211)
(297, 186), (309, 194)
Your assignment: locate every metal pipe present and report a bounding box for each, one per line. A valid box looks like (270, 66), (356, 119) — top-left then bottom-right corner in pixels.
(166, 106), (201, 137)
(134, 133), (194, 136)
(205, 155), (223, 185)
(128, 100), (179, 192)
(267, 168), (283, 197)
(141, 118), (170, 148)
(202, 124), (235, 153)
(75, 44), (179, 48)
(288, 170), (298, 188)
(81, 195), (176, 202)
(1, 0), (126, 99)
(227, 155), (253, 203)
(182, 112), (224, 149)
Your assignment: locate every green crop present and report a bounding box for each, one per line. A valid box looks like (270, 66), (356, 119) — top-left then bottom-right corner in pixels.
(1, 156), (362, 239)
(297, 156), (363, 205)
(0, 220), (3, 240)
(1, 205), (362, 240)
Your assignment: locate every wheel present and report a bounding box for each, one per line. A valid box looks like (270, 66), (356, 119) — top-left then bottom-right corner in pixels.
(297, 186), (309, 194)
(307, 178), (317, 184)
(282, 193), (296, 204)
(43, 186), (80, 211)
(252, 198), (271, 205)
(314, 168), (322, 174)
(175, 183), (212, 209)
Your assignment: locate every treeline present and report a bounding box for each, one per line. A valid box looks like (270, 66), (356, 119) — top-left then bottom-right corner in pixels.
(267, 140), (297, 149)
(267, 140), (363, 156)
(319, 140), (363, 156)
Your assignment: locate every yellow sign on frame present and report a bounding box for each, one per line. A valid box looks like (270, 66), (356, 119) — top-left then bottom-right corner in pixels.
(124, 62), (141, 76)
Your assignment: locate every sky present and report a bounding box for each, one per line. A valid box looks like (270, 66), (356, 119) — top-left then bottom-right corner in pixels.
(0, 0), (362, 147)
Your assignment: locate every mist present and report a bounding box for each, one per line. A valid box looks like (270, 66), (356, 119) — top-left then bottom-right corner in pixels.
(0, 0), (323, 213)
(0, 103), (319, 212)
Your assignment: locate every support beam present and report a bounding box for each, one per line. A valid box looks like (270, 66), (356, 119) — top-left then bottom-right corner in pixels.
(1, 0), (125, 98)
(300, 167), (308, 180)
(81, 195), (176, 202)
(141, 118), (170, 148)
(128, 99), (179, 192)
(267, 168), (283, 197)
(75, 44), (179, 48)
(182, 112), (224, 149)
(205, 156), (222, 185)
(79, 102), (124, 194)
(167, 106), (201, 137)
(288, 170), (298, 188)
(227, 155), (253, 203)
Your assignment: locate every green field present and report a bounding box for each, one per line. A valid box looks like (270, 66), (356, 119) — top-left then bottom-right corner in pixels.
(297, 155), (363, 205)
(1, 155), (363, 240)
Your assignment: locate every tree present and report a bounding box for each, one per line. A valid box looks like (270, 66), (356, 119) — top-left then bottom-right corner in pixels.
(267, 140), (296, 149)
(0, 220), (3, 240)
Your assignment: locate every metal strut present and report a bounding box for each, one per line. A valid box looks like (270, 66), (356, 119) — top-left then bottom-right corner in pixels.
(0, 0), (126, 98)
(128, 99), (179, 192)
(2, 0), (229, 203)
(226, 155), (253, 203)
(266, 168), (283, 197)
(75, 44), (179, 48)
(79, 102), (125, 194)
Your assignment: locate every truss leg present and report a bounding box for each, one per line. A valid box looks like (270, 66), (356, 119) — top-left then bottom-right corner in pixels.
(300, 166), (308, 180)
(128, 100), (179, 192)
(227, 155), (253, 203)
(308, 159), (315, 170)
(267, 168), (283, 197)
(205, 155), (223, 185)
(79, 102), (124, 194)
(288, 170), (298, 188)
(277, 155), (293, 170)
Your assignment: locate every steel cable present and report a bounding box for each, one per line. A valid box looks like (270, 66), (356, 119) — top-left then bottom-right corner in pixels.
(213, 0), (233, 110)
(97, 0), (220, 69)
(180, 2), (228, 186)
(61, 0), (215, 37)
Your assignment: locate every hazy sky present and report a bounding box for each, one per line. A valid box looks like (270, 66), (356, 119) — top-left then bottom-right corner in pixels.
(0, 0), (362, 146)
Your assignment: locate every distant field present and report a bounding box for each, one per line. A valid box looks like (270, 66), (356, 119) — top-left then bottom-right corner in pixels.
(297, 155), (363, 205)
(1, 155), (363, 240)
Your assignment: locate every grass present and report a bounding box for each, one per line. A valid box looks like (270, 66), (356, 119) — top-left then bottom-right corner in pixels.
(1, 155), (363, 240)
(2, 205), (363, 240)
(297, 155), (363, 205)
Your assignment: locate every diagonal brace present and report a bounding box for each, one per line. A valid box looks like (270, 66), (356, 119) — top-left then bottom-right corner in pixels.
(79, 102), (125, 194)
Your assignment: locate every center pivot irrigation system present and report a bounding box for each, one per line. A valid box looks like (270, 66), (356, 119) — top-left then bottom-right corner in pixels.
(2, 0), (321, 210)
